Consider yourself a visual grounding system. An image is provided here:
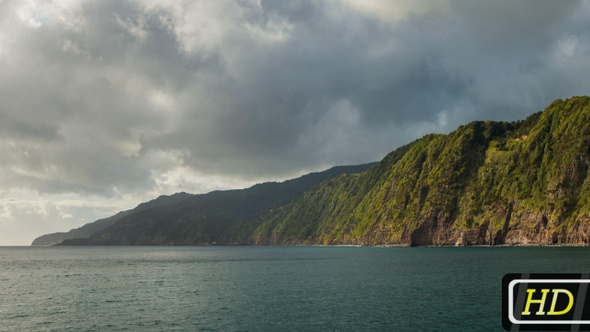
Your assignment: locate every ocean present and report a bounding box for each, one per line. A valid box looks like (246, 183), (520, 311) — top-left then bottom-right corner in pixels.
(1, 246), (589, 331)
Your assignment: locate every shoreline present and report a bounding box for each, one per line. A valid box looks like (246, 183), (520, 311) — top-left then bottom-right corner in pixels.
(23, 242), (590, 248)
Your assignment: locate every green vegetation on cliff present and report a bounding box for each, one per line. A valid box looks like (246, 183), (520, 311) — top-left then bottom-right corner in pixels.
(254, 96), (590, 246)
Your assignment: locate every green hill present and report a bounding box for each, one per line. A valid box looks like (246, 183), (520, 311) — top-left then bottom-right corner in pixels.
(50, 164), (374, 245)
(253, 96), (590, 246)
(31, 192), (193, 245)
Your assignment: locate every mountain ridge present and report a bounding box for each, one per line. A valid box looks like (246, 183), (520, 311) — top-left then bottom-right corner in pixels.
(32, 164), (375, 245)
(31, 192), (193, 245)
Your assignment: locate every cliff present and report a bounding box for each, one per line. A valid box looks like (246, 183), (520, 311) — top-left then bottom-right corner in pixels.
(253, 96), (590, 246)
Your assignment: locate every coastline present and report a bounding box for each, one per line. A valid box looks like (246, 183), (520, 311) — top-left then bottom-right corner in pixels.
(27, 242), (590, 248)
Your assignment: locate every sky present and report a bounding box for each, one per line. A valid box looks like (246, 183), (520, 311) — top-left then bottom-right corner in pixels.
(1, 0), (590, 245)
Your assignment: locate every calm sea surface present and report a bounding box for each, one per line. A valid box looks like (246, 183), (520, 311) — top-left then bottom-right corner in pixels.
(1, 246), (589, 331)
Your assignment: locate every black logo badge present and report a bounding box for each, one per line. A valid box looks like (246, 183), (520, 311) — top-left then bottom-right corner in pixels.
(503, 273), (590, 331)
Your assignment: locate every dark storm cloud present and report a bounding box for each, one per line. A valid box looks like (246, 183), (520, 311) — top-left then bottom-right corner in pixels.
(142, 0), (590, 179)
(1, 0), (589, 196)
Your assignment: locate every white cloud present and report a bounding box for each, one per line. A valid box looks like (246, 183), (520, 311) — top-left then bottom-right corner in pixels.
(340, 0), (450, 24)
(0, 190), (126, 245)
(14, 0), (85, 29)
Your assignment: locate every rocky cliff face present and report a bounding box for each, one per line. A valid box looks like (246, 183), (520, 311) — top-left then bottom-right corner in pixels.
(253, 96), (590, 246)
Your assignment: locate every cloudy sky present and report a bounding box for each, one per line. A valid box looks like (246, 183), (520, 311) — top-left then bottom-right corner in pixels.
(1, 0), (589, 245)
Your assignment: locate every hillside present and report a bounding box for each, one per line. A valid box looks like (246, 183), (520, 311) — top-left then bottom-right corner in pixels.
(253, 96), (590, 246)
(32, 192), (193, 245)
(43, 164), (374, 245)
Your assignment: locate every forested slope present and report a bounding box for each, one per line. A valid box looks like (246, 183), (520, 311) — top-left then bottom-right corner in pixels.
(254, 97), (590, 246)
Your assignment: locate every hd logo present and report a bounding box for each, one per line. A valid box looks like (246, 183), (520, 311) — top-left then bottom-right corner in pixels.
(503, 274), (590, 331)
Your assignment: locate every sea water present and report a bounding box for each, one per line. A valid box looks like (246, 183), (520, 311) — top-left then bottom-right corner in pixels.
(1, 246), (589, 331)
